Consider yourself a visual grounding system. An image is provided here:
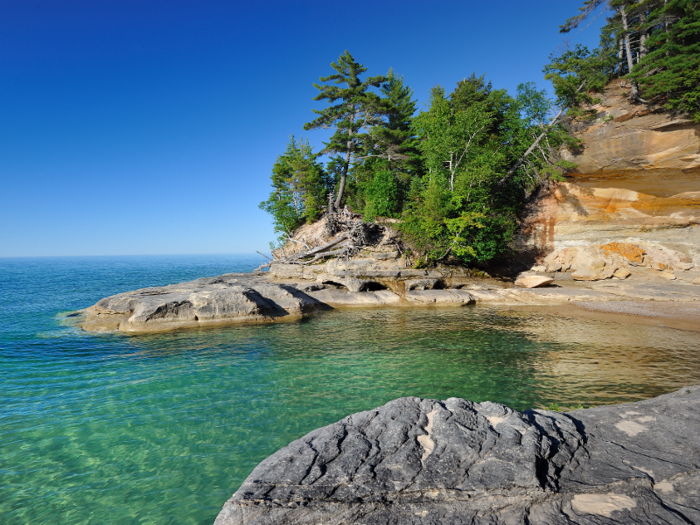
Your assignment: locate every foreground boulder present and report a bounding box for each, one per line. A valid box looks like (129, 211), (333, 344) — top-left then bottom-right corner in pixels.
(215, 385), (700, 524)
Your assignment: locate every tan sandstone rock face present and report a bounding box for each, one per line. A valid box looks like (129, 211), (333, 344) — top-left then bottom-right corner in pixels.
(518, 79), (700, 273)
(520, 183), (700, 262)
(560, 79), (700, 173)
(515, 275), (554, 288)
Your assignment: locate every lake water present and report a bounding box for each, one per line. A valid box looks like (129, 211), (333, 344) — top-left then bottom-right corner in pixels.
(2, 254), (699, 524)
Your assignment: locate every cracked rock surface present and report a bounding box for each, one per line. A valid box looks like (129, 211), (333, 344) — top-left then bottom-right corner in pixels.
(81, 273), (321, 333)
(215, 385), (700, 524)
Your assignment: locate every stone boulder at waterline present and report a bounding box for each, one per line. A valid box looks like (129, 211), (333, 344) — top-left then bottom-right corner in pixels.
(81, 274), (322, 333)
(80, 272), (479, 333)
(215, 386), (700, 525)
(514, 274), (554, 288)
(537, 241), (695, 282)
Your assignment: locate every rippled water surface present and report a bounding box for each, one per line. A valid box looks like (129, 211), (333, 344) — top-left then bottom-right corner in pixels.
(2, 255), (699, 524)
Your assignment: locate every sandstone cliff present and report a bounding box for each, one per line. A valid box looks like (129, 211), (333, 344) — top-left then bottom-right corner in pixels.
(519, 79), (700, 277)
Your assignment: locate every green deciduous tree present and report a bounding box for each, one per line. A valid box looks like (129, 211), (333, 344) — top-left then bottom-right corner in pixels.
(402, 81), (515, 264)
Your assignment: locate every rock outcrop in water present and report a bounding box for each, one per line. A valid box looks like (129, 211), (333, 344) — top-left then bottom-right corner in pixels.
(81, 259), (700, 333)
(215, 385), (700, 525)
(80, 274), (323, 332)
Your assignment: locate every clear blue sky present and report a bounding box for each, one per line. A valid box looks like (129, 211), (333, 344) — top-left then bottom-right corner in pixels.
(0, 0), (605, 257)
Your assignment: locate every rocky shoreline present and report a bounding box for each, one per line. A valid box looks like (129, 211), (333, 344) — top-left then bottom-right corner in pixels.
(81, 256), (700, 334)
(214, 385), (700, 524)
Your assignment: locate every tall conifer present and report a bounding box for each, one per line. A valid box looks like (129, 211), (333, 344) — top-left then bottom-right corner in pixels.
(303, 51), (386, 209)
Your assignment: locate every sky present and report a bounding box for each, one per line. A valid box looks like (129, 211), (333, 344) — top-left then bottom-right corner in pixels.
(0, 0), (607, 257)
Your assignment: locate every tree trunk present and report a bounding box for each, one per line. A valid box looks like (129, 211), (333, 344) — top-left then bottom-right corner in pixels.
(620, 5), (636, 73)
(334, 109), (356, 210)
(496, 82), (584, 187)
(620, 5), (646, 102)
(335, 147), (351, 210)
(618, 38), (625, 75)
(639, 2), (649, 60)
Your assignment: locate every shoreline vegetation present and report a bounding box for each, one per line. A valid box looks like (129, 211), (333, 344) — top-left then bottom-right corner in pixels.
(259, 0), (699, 270)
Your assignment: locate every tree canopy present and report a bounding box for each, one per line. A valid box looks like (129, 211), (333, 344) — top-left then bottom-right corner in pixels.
(557, 0), (700, 120)
(262, 35), (662, 266)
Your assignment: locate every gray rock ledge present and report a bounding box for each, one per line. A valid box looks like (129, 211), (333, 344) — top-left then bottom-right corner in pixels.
(80, 272), (477, 333)
(215, 385), (700, 524)
(80, 266), (700, 333)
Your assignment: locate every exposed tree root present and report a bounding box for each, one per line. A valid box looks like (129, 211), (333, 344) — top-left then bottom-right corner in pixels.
(255, 208), (398, 272)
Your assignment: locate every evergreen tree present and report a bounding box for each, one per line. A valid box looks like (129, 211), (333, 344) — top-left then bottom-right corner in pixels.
(303, 51), (386, 209)
(560, 0), (699, 118)
(355, 69), (420, 219)
(259, 136), (330, 244)
(631, 0), (700, 120)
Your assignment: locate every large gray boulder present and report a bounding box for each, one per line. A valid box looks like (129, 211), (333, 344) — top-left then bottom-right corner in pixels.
(215, 385), (700, 524)
(80, 272), (477, 333)
(81, 273), (321, 333)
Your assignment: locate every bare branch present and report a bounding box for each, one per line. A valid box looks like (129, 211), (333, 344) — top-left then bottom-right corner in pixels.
(286, 237), (310, 250)
(497, 82), (585, 187)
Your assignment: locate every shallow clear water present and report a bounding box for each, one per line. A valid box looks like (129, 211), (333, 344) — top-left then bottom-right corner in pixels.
(1, 255), (699, 524)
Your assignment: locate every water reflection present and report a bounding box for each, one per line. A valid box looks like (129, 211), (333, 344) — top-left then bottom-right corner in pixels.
(124, 304), (700, 410)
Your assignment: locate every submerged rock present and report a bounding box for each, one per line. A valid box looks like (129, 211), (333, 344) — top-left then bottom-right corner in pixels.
(215, 386), (700, 525)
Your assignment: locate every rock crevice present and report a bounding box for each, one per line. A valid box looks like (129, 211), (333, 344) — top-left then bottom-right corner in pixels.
(215, 386), (700, 524)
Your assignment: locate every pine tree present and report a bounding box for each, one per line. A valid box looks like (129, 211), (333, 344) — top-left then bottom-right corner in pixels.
(303, 51), (386, 209)
(631, 0), (700, 120)
(369, 69), (418, 167)
(356, 70), (420, 219)
(560, 0), (699, 118)
(259, 137), (330, 243)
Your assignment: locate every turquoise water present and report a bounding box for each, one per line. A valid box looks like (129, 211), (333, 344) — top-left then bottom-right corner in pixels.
(2, 255), (700, 524)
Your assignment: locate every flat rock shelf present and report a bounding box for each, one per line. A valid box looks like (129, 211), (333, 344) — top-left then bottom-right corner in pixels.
(81, 268), (700, 333)
(215, 386), (700, 525)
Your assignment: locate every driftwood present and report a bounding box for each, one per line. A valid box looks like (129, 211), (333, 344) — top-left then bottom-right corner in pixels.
(255, 208), (396, 272)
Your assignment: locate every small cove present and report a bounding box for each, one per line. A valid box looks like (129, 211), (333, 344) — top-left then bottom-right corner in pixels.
(2, 255), (700, 524)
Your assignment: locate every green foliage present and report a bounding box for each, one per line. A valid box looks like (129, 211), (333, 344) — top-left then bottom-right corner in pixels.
(259, 136), (330, 243)
(363, 169), (400, 221)
(303, 51), (386, 208)
(501, 82), (578, 187)
(349, 70), (420, 217)
(262, 53), (579, 268)
(630, 0), (700, 121)
(543, 44), (610, 113)
(400, 78), (524, 264)
(559, 1), (700, 120)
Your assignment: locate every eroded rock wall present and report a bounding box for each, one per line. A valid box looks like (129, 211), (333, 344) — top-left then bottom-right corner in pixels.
(520, 80), (700, 270)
